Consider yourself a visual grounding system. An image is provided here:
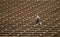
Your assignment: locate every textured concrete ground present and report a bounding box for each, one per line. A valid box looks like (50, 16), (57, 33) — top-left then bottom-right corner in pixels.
(0, 0), (60, 37)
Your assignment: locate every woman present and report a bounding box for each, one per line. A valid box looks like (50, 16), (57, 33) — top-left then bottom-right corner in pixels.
(35, 15), (42, 25)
